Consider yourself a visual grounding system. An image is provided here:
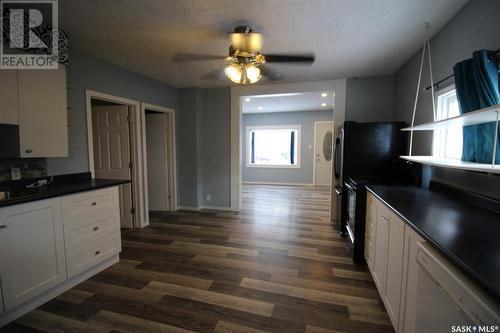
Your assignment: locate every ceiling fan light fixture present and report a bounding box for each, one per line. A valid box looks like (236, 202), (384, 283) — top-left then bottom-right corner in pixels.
(224, 62), (261, 84)
(245, 64), (261, 83)
(225, 63), (243, 83)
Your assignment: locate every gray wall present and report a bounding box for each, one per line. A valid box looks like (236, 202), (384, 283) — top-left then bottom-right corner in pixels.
(200, 88), (231, 207)
(178, 88), (201, 208)
(394, 0), (500, 198)
(242, 110), (333, 184)
(346, 76), (395, 122)
(177, 87), (231, 208)
(47, 48), (178, 176)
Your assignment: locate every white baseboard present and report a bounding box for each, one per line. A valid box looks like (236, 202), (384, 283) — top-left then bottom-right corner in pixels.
(177, 205), (233, 212)
(176, 206), (199, 211)
(243, 181), (314, 186)
(199, 205), (233, 211)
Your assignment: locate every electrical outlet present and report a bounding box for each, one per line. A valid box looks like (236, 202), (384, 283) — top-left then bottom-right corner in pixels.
(11, 167), (21, 180)
(206, 194), (211, 202)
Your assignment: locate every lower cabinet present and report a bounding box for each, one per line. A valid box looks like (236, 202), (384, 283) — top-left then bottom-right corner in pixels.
(61, 187), (121, 278)
(364, 193), (376, 270)
(398, 224), (425, 333)
(370, 201), (405, 329)
(367, 193), (500, 332)
(0, 198), (66, 310)
(372, 203), (389, 294)
(383, 209), (405, 328)
(0, 186), (121, 323)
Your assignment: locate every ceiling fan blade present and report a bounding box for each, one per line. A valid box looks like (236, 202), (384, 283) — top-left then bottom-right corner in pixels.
(265, 54), (315, 64)
(261, 66), (281, 81)
(173, 53), (224, 62)
(201, 68), (226, 81)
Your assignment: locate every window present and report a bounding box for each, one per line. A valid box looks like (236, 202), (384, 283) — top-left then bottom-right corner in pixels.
(246, 126), (300, 168)
(433, 85), (463, 159)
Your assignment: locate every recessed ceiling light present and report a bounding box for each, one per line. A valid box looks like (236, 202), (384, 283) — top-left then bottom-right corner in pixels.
(321, 103), (327, 107)
(321, 92), (328, 97)
(258, 106), (263, 110)
(245, 97), (251, 102)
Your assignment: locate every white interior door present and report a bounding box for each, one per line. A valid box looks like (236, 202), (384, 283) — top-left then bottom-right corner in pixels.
(92, 105), (133, 228)
(314, 121), (334, 186)
(146, 113), (170, 211)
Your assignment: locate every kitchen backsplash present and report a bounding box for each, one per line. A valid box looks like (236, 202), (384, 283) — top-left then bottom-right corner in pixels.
(0, 158), (48, 182)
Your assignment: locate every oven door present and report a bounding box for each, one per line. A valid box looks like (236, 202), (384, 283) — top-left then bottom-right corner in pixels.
(344, 181), (356, 243)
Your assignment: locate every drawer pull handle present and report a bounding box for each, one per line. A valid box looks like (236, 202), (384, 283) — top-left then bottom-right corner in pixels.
(91, 202), (97, 206)
(93, 226), (99, 231)
(0, 225), (6, 229)
(25, 148), (32, 154)
(95, 250), (100, 256)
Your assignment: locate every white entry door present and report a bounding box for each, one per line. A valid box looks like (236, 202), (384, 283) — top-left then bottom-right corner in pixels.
(146, 113), (170, 211)
(314, 121), (334, 186)
(92, 105), (133, 228)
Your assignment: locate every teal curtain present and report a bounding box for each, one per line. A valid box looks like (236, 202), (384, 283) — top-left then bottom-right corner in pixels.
(453, 50), (499, 164)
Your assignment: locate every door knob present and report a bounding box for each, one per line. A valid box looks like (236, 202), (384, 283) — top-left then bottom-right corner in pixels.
(25, 148), (32, 154)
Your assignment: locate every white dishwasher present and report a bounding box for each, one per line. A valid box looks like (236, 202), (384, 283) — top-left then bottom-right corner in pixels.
(414, 242), (500, 333)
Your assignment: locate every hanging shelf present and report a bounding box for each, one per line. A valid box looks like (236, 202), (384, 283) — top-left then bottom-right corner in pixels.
(401, 29), (499, 173)
(400, 156), (500, 174)
(402, 104), (500, 131)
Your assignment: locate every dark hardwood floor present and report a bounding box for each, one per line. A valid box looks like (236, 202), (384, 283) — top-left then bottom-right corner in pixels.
(2, 185), (393, 333)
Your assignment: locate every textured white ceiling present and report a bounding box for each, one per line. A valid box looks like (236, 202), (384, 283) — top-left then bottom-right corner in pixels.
(59, 0), (468, 88)
(242, 92), (335, 114)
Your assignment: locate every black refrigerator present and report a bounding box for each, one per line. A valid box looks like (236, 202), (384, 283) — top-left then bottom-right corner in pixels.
(333, 121), (408, 239)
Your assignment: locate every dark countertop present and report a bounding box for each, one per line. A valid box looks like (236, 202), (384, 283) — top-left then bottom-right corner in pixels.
(366, 184), (500, 300)
(0, 177), (130, 208)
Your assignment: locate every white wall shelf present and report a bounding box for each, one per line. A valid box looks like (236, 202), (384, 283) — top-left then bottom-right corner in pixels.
(402, 104), (500, 131)
(400, 156), (500, 174)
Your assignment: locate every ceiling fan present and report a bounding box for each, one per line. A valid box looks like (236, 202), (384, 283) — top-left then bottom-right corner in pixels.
(173, 25), (315, 84)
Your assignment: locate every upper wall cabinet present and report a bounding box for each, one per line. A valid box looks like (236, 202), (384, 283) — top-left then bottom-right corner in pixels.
(0, 70), (19, 125)
(18, 67), (68, 157)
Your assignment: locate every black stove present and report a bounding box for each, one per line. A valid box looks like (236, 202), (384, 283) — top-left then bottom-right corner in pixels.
(344, 175), (418, 264)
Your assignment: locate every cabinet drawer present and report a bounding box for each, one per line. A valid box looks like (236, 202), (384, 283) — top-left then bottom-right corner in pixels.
(66, 232), (121, 278)
(64, 213), (119, 250)
(62, 188), (118, 224)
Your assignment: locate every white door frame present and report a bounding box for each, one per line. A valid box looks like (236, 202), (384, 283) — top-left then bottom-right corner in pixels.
(85, 89), (146, 228)
(141, 102), (178, 225)
(313, 121), (334, 186)
(230, 80), (347, 213)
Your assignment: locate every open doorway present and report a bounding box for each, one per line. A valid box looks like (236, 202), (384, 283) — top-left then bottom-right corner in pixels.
(240, 91), (335, 217)
(142, 103), (177, 220)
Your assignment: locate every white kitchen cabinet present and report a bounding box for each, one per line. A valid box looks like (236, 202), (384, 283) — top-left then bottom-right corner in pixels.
(398, 225), (425, 333)
(372, 203), (389, 294)
(383, 210), (405, 329)
(0, 70), (19, 125)
(62, 187), (121, 278)
(364, 192), (377, 270)
(18, 67), (68, 157)
(0, 198), (67, 310)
